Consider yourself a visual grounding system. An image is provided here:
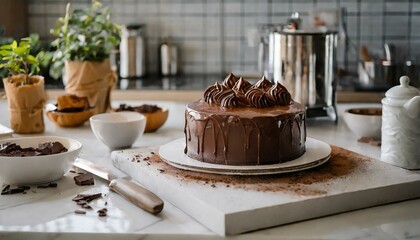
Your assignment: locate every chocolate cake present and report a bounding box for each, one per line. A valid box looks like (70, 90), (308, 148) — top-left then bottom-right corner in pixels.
(184, 73), (306, 166)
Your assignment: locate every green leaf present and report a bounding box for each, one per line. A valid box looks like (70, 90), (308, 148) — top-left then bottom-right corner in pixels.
(0, 50), (11, 56)
(11, 41), (17, 49)
(0, 45), (12, 50)
(27, 55), (37, 64)
(14, 46), (28, 54)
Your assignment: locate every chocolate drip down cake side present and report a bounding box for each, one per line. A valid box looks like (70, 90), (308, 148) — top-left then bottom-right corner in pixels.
(184, 73), (306, 166)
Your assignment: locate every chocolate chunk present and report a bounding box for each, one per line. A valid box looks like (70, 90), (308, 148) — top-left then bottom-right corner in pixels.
(0, 141), (67, 157)
(37, 142), (67, 155)
(97, 208), (108, 217)
(116, 104), (161, 113)
(1, 187), (25, 195)
(97, 208), (108, 213)
(74, 209), (86, 214)
(2, 185), (10, 192)
(357, 136), (372, 143)
(72, 193), (102, 203)
(369, 140), (381, 147)
(81, 204), (93, 210)
(98, 212), (107, 217)
(74, 173), (95, 186)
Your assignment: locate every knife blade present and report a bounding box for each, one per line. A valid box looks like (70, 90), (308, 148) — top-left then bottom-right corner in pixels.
(74, 158), (164, 214)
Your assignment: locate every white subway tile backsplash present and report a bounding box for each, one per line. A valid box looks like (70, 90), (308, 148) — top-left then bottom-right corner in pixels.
(244, 0), (268, 14)
(385, 15), (409, 37)
(184, 16), (204, 37)
(28, 3), (45, 15)
(204, 17), (221, 38)
(224, 17), (242, 38)
(27, 0), (416, 75)
(386, 0), (409, 12)
(205, 41), (221, 62)
(184, 2), (205, 15)
(28, 17), (47, 38)
(183, 40), (204, 63)
(224, 1), (242, 14)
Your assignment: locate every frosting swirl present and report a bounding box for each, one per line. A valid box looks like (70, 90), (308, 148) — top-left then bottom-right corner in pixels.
(203, 73), (294, 108)
(253, 76), (273, 91)
(222, 73), (239, 89)
(267, 82), (292, 105)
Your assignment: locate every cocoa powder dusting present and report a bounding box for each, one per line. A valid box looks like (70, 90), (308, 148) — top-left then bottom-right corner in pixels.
(147, 146), (371, 196)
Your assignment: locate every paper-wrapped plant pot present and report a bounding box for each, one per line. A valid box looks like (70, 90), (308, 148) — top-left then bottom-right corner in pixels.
(2, 75), (45, 134)
(65, 58), (116, 114)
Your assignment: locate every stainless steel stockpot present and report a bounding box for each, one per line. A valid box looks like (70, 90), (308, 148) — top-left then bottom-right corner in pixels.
(270, 29), (338, 120)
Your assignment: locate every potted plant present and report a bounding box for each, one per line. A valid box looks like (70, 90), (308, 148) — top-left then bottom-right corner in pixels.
(50, 0), (121, 114)
(0, 38), (47, 133)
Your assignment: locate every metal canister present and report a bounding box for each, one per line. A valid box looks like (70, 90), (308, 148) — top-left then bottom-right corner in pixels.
(119, 24), (146, 79)
(159, 37), (179, 76)
(271, 29), (338, 120)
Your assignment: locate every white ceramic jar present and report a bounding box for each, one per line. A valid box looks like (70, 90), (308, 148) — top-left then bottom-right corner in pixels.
(381, 76), (420, 169)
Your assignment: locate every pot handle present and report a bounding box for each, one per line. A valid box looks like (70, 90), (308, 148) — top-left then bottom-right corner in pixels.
(403, 95), (420, 119)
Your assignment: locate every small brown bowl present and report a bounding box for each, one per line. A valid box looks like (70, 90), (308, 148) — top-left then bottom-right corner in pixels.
(143, 108), (169, 132)
(47, 109), (95, 127)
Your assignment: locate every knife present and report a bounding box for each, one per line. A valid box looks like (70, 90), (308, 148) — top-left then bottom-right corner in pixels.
(74, 158), (164, 214)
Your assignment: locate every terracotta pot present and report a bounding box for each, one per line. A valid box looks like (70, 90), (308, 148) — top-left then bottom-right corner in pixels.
(2, 75), (46, 134)
(65, 59), (117, 114)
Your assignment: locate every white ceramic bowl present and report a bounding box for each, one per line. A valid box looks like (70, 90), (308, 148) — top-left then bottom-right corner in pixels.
(90, 112), (146, 149)
(343, 108), (382, 139)
(0, 136), (82, 185)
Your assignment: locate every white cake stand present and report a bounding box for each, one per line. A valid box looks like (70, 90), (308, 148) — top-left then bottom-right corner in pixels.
(159, 137), (331, 175)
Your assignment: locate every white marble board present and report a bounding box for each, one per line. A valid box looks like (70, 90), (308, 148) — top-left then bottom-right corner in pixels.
(111, 146), (420, 236)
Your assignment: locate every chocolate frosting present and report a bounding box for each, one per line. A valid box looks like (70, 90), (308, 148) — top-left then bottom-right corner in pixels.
(204, 73), (292, 108)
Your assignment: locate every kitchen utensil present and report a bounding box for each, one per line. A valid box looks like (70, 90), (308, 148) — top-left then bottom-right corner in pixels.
(0, 136), (82, 185)
(271, 28), (338, 121)
(119, 24), (146, 79)
(90, 112), (146, 149)
(159, 37), (179, 76)
(0, 123), (13, 138)
(343, 108), (382, 139)
(382, 43), (397, 86)
(381, 76), (420, 170)
(74, 158), (164, 214)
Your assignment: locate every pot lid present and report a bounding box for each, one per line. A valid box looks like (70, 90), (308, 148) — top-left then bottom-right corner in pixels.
(385, 76), (420, 99)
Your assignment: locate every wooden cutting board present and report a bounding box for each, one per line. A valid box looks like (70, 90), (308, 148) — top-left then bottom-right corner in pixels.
(111, 145), (420, 236)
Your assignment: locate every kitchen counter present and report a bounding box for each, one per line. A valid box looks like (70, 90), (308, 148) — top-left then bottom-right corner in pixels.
(0, 74), (385, 103)
(1, 100), (419, 240)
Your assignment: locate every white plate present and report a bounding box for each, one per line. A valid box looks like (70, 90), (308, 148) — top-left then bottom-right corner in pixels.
(0, 124), (13, 138)
(159, 137), (331, 175)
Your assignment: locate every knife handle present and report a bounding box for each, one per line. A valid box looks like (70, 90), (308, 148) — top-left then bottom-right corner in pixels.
(109, 178), (164, 214)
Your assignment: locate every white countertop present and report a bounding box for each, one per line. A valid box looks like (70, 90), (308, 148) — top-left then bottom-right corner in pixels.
(0, 100), (419, 240)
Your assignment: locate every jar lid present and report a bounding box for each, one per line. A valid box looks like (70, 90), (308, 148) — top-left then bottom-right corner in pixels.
(385, 76), (420, 100)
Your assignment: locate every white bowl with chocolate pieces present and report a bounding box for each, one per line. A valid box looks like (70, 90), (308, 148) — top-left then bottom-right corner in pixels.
(0, 136), (82, 185)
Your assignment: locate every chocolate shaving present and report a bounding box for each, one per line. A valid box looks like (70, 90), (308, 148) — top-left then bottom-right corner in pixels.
(1, 186), (27, 195)
(74, 209), (86, 214)
(97, 208), (108, 217)
(72, 193), (102, 203)
(37, 182), (58, 189)
(142, 145), (371, 196)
